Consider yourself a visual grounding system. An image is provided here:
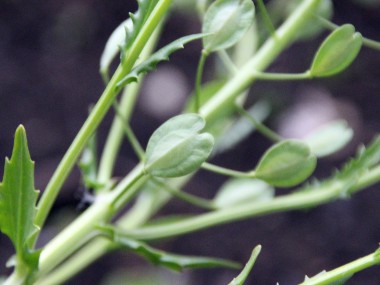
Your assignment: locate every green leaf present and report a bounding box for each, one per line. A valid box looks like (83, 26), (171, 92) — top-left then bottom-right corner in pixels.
(213, 178), (274, 209)
(228, 245), (261, 285)
(100, 18), (132, 82)
(304, 120), (353, 157)
(145, 113), (214, 178)
(117, 33), (207, 89)
(0, 126), (40, 267)
(98, 225), (240, 271)
(310, 24), (362, 77)
(202, 0), (255, 53)
(120, 0), (158, 61)
(254, 140), (317, 187)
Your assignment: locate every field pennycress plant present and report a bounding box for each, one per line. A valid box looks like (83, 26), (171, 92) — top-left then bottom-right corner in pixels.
(1, 0), (380, 284)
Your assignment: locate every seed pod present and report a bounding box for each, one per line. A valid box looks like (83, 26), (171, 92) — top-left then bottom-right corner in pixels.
(310, 24), (362, 77)
(202, 0), (255, 53)
(145, 113), (214, 178)
(254, 140), (317, 187)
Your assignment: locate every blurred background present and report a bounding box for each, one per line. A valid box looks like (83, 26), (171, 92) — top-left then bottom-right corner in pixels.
(1, 0), (380, 284)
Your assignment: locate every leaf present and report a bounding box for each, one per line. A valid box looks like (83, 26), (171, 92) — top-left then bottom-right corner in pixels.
(202, 0), (255, 53)
(145, 113), (214, 178)
(228, 245), (261, 285)
(120, 0), (158, 61)
(100, 18), (132, 81)
(98, 225), (240, 271)
(117, 33), (207, 89)
(254, 140), (317, 187)
(213, 178), (274, 209)
(304, 120), (353, 157)
(310, 24), (362, 77)
(0, 126), (40, 267)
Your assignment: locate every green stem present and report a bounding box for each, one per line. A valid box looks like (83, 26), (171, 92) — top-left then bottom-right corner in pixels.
(300, 250), (380, 285)
(195, 49), (209, 112)
(38, 164), (147, 276)
(218, 50), (238, 75)
(152, 177), (216, 210)
(121, 164), (380, 240)
(252, 70), (312, 80)
(256, 0), (277, 39)
(112, 102), (145, 161)
(34, 0), (172, 236)
(202, 162), (254, 178)
(235, 105), (282, 142)
(97, 22), (163, 184)
(34, 65), (124, 233)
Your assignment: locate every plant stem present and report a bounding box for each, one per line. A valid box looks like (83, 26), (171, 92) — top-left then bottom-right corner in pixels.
(121, 164), (380, 240)
(151, 177), (216, 210)
(195, 49), (209, 112)
(235, 105), (282, 142)
(97, 22), (163, 184)
(252, 70), (312, 80)
(112, 102), (145, 161)
(218, 50), (238, 75)
(33, 0), (173, 242)
(300, 250), (380, 285)
(38, 164), (147, 276)
(202, 162), (254, 178)
(256, 0), (277, 39)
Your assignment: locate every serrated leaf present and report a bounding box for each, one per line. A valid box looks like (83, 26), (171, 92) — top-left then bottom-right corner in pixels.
(228, 245), (261, 285)
(337, 136), (380, 189)
(214, 178), (274, 209)
(145, 113), (214, 178)
(100, 18), (132, 81)
(202, 0), (255, 53)
(304, 120), (353, 157)
(98, 225), (240, 271)
(117, 33), (207, 89)
(0, 126), (40, 267)
(310, 24), (362, 77)
(254, 140), (317, 187)
(120, 0), (158, 61)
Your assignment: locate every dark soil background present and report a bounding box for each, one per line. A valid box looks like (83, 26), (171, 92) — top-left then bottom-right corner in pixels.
(1, 1), (380, 284)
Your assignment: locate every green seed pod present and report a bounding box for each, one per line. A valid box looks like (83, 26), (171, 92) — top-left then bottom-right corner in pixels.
(202, 0), (255, 53)
(213, 178), (274, 209)
(310, 24), (362, 77)
(145, 113), (214, 178)
(254, 140), (317, 187)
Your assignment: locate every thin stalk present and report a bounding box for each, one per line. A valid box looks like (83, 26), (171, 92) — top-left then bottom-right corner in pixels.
(121, 164), (380, 240)
(300, 251), (380, 285)
(252, 70), (312, 80)
(202, 162), (254, 178)
(218, 50), (238, 75)
(195, 49), (209, 112)
(152, 177), (216, 210)
(256, 0), (278, 39)
(236, 105), (282, 142)
(112, 102), (145, 161)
